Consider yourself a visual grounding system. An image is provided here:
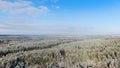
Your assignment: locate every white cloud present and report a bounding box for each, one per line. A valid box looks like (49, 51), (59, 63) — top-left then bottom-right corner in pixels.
(0, 20), (95, 35)
(0, 0), (49, 16)
(56, 6), (60, 9)
(51, 0), (59, 3)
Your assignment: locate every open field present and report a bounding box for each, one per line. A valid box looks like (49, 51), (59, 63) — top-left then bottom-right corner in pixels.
(0, 35), (120, 68)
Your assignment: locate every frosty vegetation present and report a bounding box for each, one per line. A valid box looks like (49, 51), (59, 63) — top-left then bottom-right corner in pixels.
(0, 36), (120, 68)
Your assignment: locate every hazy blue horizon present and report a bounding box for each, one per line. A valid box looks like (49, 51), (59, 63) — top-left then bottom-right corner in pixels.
(0, 0), (120, 35)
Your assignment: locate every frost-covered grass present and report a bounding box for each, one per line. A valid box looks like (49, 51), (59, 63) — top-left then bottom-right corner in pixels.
(0, 36), (120, 68)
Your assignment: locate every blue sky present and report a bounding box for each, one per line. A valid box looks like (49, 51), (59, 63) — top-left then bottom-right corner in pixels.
(0, 0), (120, 35)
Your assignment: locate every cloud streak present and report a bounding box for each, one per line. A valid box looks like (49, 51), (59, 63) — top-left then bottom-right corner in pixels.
(0, 20), (94, 35)
(0, 0), (49, 16)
